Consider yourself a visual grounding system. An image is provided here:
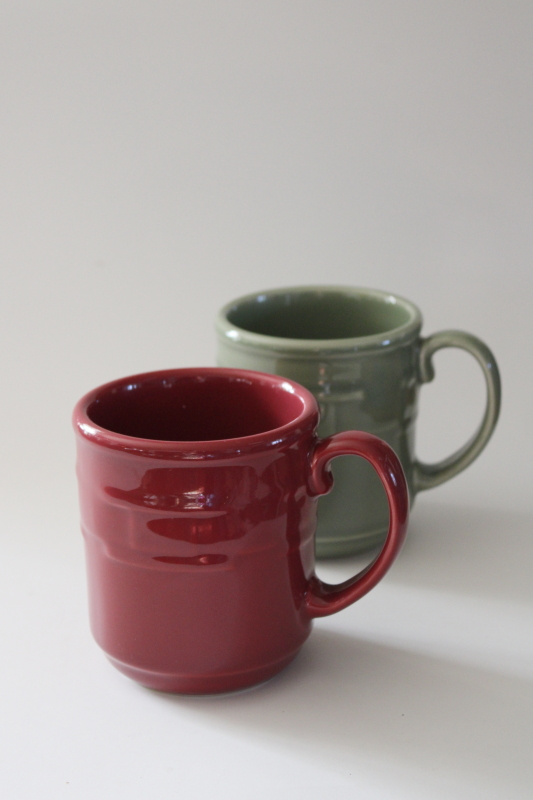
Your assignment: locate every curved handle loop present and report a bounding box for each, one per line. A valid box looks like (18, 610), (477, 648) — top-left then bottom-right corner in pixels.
(305, 431), (409, 618)
(413, 330), (501, 493)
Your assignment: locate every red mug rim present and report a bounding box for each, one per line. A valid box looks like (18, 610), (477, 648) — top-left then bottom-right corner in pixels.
(73, 367), (319, 459)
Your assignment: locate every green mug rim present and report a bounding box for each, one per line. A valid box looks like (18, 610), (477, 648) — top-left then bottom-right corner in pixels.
(216, 285), (423, 356)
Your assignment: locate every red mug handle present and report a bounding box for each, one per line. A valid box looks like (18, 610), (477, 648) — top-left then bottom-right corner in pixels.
(306, 431), (409, 618)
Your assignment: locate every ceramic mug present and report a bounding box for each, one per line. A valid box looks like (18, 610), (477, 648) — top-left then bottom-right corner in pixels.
(216, 286), (501, 558)
(73, 367), (408, 694)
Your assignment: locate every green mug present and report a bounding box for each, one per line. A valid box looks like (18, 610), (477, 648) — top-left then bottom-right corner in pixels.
(216, 286), (501, 558)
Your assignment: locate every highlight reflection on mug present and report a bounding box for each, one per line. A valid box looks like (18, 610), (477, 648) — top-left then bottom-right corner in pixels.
(153, 554), (228, 566)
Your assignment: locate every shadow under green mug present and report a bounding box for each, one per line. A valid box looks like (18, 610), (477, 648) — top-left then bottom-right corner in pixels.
(216, 286), (501, 558)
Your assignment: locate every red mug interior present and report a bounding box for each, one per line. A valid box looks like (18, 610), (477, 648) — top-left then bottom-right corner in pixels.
(86, 371), (306, 442)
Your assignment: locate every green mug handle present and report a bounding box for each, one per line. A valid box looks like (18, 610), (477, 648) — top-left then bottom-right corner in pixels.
(413, 330), (501, 492)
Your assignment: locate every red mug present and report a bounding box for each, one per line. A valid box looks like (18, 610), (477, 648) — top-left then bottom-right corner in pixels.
(73, 368), (409, 694)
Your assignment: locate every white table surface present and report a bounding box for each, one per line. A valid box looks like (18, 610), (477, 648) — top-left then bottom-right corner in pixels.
(1, 3), (532, 798)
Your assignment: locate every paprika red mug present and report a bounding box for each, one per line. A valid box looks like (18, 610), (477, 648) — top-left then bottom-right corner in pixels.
(73, 368), (409, 694)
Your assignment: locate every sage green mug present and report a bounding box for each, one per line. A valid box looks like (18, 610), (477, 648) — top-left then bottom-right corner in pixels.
(216, 286), (501, 558)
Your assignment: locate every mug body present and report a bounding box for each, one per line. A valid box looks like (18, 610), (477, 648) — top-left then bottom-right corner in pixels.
(73, 368), (319, 694)
(216, 287), (422, 557)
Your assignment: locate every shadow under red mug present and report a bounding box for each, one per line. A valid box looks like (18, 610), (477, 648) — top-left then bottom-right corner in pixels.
(73, 368), (409, 694)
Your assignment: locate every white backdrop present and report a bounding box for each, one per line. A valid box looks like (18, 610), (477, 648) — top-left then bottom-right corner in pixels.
(1, 2), (532, 798)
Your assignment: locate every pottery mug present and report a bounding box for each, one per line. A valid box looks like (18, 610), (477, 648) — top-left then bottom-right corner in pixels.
(216, 286), (501, 558)
(73, 367), (408, 694)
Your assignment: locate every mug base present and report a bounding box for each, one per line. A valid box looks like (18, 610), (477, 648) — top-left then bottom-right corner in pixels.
(106, 648), (302, 695)
(316, 527), (386, 559)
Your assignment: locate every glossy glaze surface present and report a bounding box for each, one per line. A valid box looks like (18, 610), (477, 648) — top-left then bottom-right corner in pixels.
(73, 368), (409, 694)
(216, 286), (501, 557)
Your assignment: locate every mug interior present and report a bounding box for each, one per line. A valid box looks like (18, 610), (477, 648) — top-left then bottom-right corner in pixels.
(226, 289), (413, 340)
(86, 372), (305, 442)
